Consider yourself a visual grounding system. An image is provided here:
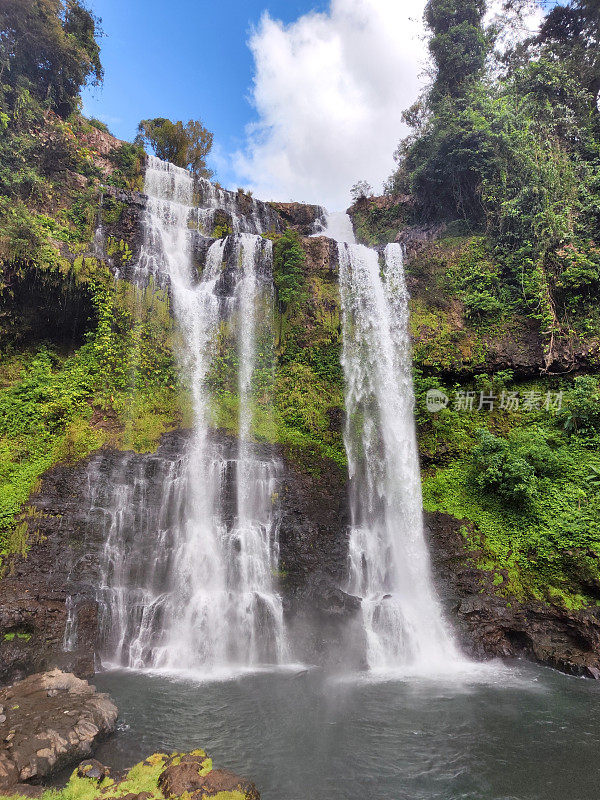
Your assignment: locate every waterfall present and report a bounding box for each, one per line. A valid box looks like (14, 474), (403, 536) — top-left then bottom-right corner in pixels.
(323, 212), (460, 671)
(62, 595), (78, 653)
(96, 156), (288, 673)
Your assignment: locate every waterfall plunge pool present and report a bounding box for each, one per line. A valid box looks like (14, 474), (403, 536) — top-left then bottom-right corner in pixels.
(93, 663), (600, 800)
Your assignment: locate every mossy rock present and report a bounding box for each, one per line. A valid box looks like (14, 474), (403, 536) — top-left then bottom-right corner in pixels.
(0, 751), (260, 800)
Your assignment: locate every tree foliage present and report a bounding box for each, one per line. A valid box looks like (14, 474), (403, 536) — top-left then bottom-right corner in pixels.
(425, 0), (488, 104)
(0, 0), (103, 117)
(537, 0), (600, 106)
(386, 0), (600, 340)
(136, 118), (214, 177)
(350, 181), (373, 202)
(273, 229), (308, 311)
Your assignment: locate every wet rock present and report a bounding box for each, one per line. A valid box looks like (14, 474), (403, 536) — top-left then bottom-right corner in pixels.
(0, 424), (357, 677)
(427, 511), (600, 677)
(77, 758), (112, 781)
(158, 757), (212, 797)
(270, 201), (325, 234)
(158, 753), (260, 800)
(0, 452), (104, 685)
(0, 669), (117, 789)
(100, 187), (146, 280)
(70, 751), (261, 800)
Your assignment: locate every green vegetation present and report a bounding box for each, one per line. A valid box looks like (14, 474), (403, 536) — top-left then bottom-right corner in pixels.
(350, 200), (407, 247)
(417, 370), (600, 608)
(136, 118), (214, 178)
(386, 0), (600, 345)
(354, 0), (600, 609)
(0, 277), (184, 565)
(1, 0), (599, 627)
(106, 142), (145, 191)
(273, 229), (309, 310)
(425, 0), (487, 105)
(203, 231), (345, 471)
(0, 0), (103, 119)
(0, 750), (253, 800)
(272, 232), (346, 468)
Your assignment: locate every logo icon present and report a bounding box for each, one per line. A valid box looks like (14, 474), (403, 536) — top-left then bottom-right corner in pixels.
(426, 389), (449, 413)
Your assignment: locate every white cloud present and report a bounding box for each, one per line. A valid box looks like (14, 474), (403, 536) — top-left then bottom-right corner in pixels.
(232, 0), (428, 210)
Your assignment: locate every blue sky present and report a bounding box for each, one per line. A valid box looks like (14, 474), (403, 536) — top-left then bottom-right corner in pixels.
(82, 0), (328, 184)
(81, 0), (433, 207)
(81, 1), (544, 208)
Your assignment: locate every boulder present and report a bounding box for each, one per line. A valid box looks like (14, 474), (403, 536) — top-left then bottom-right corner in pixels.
(188, 769), (260, 800)
(77, 758), (112, 782)
(157, 755), (260, 800)
(0, 670), (117, 789)
(158, 753), (213, 796)
(70, 751), (261, 800)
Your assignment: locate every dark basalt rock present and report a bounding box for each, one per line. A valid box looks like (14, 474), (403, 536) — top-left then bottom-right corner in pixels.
(0, 454), (107, 685)
(0, 429), (360, 678)
(0, 670), (117, 788)
(158, 758), (213, 797)
(159, 754), (260, 800)
(426, 511), (600, 677)
(277, 450), (366, 669)
(77, 758), (112, 782)
(188, 769), (260, 800)
(76, 750), (260, 800)
(270, 201), (326, 235)
(4, 426), (600, 682)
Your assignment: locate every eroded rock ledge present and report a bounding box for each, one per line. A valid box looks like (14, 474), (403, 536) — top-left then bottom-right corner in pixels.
(428, 512), (600, 678)
(0, 670), (117, 788)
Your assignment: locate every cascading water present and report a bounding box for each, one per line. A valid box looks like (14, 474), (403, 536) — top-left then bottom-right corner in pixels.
(96, 156), (288, 673)
(323, 212), (460, 671)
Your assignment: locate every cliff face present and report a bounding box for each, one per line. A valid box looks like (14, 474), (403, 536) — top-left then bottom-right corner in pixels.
(0, 429), (357, 683)
(1, 120), (600, 682)
(346, 194), (600, 674)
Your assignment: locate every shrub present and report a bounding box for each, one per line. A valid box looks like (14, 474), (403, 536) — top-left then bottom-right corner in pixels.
(558, 376), (600, 436)
(471, 429), (537, 504)
(273, 230), (308, 311)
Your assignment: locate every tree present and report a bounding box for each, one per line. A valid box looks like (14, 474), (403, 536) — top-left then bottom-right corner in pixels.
(424, 0), (489, 104)
(136, 118), (214, 178)
(537, 0), (600, 107)
(0, 0), (103, 117)
(385, 1), (492, 218)
(350, 181), (373, 202)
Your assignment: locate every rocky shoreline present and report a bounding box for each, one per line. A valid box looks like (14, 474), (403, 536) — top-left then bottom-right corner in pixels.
(0, 670), (260, 799)
(0, 670), (117, 788)
(427, 512), (600, 678)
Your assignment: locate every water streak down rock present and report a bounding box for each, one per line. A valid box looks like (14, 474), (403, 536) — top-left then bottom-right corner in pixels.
(323, 212), (460, 670)
(98, 157), (289, 673)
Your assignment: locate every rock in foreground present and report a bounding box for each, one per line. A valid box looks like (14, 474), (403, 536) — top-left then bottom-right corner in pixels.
(157, 752), (260, 800)
(6, 750), (260, 800)
(0, 669), (118, 788)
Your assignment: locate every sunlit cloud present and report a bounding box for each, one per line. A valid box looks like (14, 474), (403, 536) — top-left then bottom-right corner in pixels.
(232, 0), (428, 210)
